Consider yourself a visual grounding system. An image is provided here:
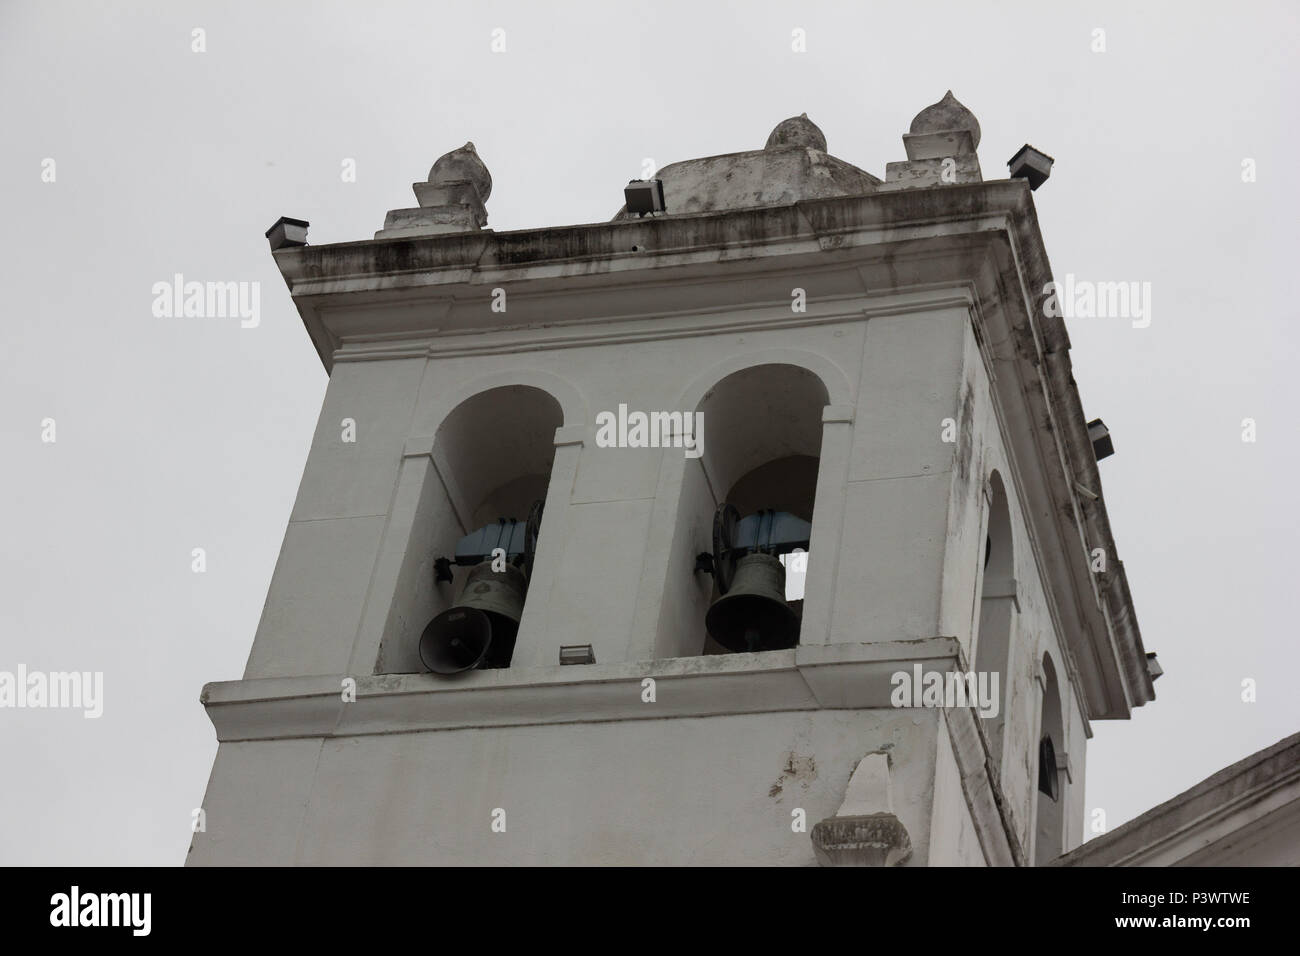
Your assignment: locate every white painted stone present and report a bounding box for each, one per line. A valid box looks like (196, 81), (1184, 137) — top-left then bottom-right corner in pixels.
(245, 515), (387, 679)
(837, 753), (893, 816)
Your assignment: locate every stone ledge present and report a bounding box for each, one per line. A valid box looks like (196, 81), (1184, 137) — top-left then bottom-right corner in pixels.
(201, 637), (962, 742)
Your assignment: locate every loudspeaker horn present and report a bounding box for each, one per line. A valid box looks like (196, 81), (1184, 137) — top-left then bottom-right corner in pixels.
(419, 561), (527, 674)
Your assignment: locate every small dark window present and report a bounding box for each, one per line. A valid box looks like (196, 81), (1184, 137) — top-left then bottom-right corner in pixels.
(1037, 735), (1059, 802)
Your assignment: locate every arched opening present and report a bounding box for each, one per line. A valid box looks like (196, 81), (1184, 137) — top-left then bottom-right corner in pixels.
(660, 363), (828, 657)
(375, 385), (563, 674)
(1034, 653), (1066, 866)
(974, 472), (1014, 767)
(434, 385), (561, 529)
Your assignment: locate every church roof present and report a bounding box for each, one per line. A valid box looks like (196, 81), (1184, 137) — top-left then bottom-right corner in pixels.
(1053, 732), (1300, 866)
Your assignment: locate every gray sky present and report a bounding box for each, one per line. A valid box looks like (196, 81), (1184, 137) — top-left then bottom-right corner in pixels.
(1, 0), (1296, 865)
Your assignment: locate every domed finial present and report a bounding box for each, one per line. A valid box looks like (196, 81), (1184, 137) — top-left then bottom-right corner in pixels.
(428, 141), (492, 201)
(765, 113), (827, 152)
(909, 91), (980, 149)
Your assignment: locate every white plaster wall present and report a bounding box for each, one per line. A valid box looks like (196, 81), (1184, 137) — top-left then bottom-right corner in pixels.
(1005, 641), (1043, 851)
(927, 716), (987, 865)
(651, 455), (715, 659)
(244, 358), (427, 679)
(1065, 690), (1089, 852)
(187, 737), (323, 865)
(189, 708), (942, 866)
(246, 515), (388, 678)
(938, 324), (987, 661)
(289, 358), (428, 524)
(944, 321), (1088, 861)
(832, 309), (968, 646)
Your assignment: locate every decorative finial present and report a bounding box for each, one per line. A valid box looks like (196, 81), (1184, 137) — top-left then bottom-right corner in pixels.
(765, 113), (827, 152)
(376, 141), (492, 238)
(909, 91), (981, 149)
(428, 141), (492, 202)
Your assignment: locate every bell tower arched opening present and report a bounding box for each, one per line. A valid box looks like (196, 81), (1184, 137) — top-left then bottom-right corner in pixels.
(376, 384), (563, 674)
(671, 363), (828, 656)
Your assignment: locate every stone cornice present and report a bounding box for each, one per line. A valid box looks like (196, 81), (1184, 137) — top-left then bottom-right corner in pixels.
(202, 638), (962, 742)
(327, 290), (977, 365)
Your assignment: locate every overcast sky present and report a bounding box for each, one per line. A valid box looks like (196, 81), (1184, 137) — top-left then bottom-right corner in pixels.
(1, 0), (1296, 865)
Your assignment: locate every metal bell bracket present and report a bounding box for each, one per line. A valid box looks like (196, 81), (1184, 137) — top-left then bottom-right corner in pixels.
(434, 500), (545, 584)
(701, 502), (811, 595)
(735, 509), (811, 556)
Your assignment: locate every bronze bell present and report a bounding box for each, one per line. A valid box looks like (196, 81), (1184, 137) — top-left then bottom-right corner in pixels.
(419, 561), (527, 674)
(705, 552), (800, 652)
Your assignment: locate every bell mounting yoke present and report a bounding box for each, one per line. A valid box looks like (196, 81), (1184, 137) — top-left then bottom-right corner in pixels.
(702, 503), (811, 595)
(435, 499), (544, 584)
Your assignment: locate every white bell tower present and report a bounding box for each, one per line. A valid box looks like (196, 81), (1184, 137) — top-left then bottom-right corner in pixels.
(190, 95), (1155, 866)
